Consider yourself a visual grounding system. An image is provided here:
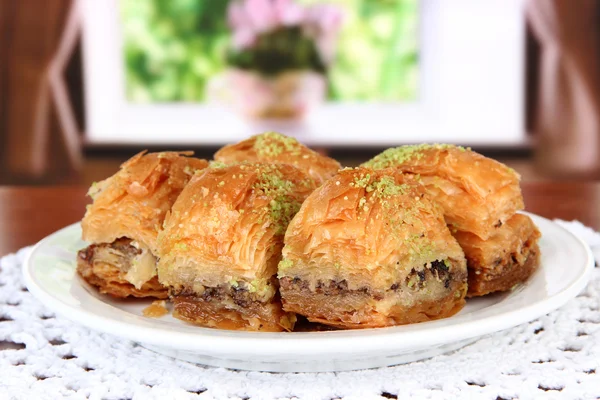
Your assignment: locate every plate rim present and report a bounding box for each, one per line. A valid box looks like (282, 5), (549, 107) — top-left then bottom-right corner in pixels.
(22, 212), (595, 357)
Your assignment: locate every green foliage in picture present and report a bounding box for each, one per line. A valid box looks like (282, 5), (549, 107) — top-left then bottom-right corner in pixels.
(120, 0), (418, 102)
(227, 27), (327, 76)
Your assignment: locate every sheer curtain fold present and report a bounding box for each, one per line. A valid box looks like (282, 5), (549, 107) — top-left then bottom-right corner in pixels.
(527, 0), (600, 178)
(0, 0), (80, 184)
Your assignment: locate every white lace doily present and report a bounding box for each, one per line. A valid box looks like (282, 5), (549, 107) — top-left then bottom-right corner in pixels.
(1, 220), (599, 400)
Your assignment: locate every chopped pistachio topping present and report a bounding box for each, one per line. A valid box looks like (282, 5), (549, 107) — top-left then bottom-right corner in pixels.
(353, 173), (371, 189)
(363, 144), (467, 170)
(87, 181), (104, 200)
(253, 132), (303, 158)
(278, 258), (293, 271)
(354, 173), (411, 213)
(252, 165), (307, 235)
(208, 160), (228, 169)
(367, 176), (409, 198)
(351, 171), (436, 260)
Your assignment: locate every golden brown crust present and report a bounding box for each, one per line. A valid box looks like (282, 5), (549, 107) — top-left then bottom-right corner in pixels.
(280, 276), (467, 329)
(76, 258), (167, 299)
(157, 162), (315, 331)
(81, 151), (209, 254)
(298, 293), (465, 329)
(214, 132), (341, 185)
(454, 213), (542, 297)
(172, 294), (295, 332)
(466, 244), (540, 297)
(278, 168), (468, 328)
(362, 144), (524, 240)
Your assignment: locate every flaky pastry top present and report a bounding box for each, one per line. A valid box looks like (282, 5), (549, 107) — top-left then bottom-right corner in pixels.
(362, 144), (524, 239)
(214, 132), (341, 185)
(157, 162), (316, 292)
(279, 168), (467, 290)
(81, 151), (208, 254)
(453, 213), (541, 266)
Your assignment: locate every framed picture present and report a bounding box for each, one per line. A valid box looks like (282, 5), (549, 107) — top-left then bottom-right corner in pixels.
(81, 0), (526, 147)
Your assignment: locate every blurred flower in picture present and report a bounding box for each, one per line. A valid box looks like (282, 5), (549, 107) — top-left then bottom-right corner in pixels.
(208, 0), (344, 120)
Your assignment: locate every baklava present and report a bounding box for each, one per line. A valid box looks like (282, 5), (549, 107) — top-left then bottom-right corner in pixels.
(453, 213), (541, 297)
(157, 163), (316, 331)
(362, 144), (540, 296)
(362, 144), (524, 239)
(78, 151), (208, 299)
(278, 168), (468, 329)
(214, 131), (341, 185)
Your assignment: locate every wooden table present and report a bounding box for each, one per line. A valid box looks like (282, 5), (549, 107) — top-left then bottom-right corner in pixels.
(0, 183), (599, 256)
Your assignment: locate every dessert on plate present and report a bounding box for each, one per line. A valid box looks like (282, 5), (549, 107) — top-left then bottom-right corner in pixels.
(77, 136), (543, 331)
(157, 162), (316, 331)
(278, 168), (468, 328)
(362, 144), (541, 296)
(78, 151), (208, 299)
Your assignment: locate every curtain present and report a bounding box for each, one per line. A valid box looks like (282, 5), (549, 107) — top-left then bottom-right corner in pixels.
(0, 0), (81, 184)
(527, 0), (600, 178)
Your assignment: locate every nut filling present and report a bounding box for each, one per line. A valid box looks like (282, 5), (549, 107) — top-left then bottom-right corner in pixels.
(78, 238), (141, 269)
(171, 279), (277, 309)
(279, 259), (468, 329)
(170, 280), (295, 332)
(76, 238), (167, 299)
(281, 259), (458, 300)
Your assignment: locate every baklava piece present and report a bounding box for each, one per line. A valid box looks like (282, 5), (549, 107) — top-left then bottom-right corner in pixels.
(453, 213), (541, 297)
(214, 131), (341, 185)
(78, 151), (208, 299)
(363, 144), (541, 296)
(362, 144), (524, 240)
(278, 168), (468, 329)
(157, 163), (316, 331)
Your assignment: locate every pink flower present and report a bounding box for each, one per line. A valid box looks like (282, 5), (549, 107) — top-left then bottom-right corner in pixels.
(227, 1), (248, 31)
(306, 4), (343, 35)
(244, 0), (278, 33)
(273, 0), (305, 26)
(226, 0), (343, 60)
(232, 28), (257, 50)
(304, 4), (343, 64)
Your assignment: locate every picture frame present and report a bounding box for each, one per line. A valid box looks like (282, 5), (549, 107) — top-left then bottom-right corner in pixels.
(81, 0), (527, 147)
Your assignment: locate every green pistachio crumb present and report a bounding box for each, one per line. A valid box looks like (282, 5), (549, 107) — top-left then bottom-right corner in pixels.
(253, 132), (302, 157)
(363, 144), (467, 170)
(209, 160), (228, 169)
(252, 165), (304, 235)
(278, 259), (293, 271)
(353, 173), (371, 188)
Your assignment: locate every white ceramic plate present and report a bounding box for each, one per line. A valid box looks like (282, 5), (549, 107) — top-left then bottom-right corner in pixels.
(23, 213), (593, 372)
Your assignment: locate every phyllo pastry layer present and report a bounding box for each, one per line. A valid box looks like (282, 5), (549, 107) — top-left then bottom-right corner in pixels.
(214, 131), (341, 185)
(78, 151), (208, 298)
(278, 168), (468, 329)
(453, 213), (541, 297)
(157, 163), (316, 331)
(362, 144), (524, 240)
